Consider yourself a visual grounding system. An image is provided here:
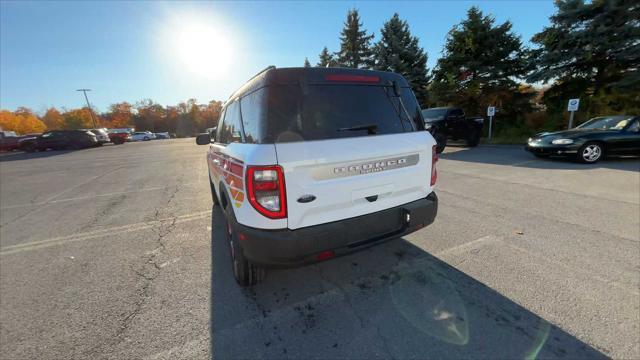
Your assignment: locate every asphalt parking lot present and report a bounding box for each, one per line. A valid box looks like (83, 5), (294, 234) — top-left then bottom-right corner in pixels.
(0, 139), (638, 359)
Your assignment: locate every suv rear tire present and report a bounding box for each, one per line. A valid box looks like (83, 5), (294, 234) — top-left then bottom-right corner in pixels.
(223, 202), (264, 286)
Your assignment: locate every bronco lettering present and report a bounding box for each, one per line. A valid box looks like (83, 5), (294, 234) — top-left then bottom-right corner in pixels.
(320, 154), (419, 180)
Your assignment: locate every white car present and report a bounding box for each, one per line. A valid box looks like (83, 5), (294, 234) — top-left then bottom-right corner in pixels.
(130, 131), (156, 141)
(89, 128), (111, 144)
(196, 66), (438, 286)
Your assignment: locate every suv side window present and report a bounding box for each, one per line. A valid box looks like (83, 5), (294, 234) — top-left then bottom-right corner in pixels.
(240, 88), (266, 144)
(217, 100), (243, 144)
(627, 119), (639, 132)
(400, 89), (425, 131)
(450, 108), (464, 117)
(215, 108), (226, 142)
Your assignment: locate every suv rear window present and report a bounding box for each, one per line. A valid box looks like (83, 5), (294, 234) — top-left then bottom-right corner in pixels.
(264, 84), (422, 143)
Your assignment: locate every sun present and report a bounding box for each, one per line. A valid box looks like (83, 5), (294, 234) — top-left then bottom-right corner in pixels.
(172, 22), (233, 79)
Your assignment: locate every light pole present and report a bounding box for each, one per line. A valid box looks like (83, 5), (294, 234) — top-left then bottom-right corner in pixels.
(76, 89), (98, 128)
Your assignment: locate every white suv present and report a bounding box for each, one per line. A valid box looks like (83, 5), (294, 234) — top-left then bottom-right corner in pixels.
(196, 66), (438, 286)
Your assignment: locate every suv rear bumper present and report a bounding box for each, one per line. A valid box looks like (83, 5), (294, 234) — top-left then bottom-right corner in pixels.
(235, 192), (438, 268)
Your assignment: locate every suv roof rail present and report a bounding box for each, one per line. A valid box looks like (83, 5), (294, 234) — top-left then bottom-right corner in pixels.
(249, 65), (275, 82)
(228, 65), (275, 100)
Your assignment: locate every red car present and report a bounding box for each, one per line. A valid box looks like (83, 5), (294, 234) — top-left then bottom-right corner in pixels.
(108, 131), (131, 145)
(0, 131), (41, 151)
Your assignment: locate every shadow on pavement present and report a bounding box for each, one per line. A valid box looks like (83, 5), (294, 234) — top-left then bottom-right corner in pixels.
(440, 144), (640, 172)
(0, 149), (75, 162)
(209, 206), (606, 359)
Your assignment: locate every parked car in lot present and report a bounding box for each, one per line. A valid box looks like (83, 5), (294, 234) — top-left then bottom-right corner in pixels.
(88, 128), (111, 145)
(422, 107), (484, 153)
(154, 132), (170, 139)
(108, 132), (131, 145)
(526, 115), (640, 163)
(0, 131), (21, 151)
(107, 128), (132, 144)
(130, 131), (156, 141)
(196, 66), (438, 286)
(18, 130), (98, 151)
(0, 131), (42, 151)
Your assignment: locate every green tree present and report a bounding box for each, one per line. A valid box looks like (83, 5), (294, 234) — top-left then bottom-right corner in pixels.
(528, 0), (640, 125)
(303, 57), (311, 68)
(430, 7), (529, 123)
(335, 9), (375, 69)
(374, 13), (430, 105)
(317, 46), (334, 67)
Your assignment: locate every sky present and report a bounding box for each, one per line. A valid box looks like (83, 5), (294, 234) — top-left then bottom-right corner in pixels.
(0, 0), (556, 113)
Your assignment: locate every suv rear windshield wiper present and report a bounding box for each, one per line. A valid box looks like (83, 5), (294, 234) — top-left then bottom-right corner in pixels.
(337, 123), (378, 135)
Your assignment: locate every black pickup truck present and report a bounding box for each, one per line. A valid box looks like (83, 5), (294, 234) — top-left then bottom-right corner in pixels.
(422, 107), (484, 153)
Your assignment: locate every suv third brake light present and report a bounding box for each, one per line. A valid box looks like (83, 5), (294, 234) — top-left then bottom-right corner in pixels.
(246, 165), (287, 219)
(324, 74), (380, 83)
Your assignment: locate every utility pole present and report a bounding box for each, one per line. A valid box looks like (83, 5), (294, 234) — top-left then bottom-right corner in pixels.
(76, 89), (98, 128)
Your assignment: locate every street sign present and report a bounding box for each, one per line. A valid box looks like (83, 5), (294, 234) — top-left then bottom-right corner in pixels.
(567, 99), (580, 112)
(487, 106), (495, 142)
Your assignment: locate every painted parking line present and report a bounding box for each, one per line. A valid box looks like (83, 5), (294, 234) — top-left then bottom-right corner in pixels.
(1, 183), (201, 210)
(0, 210), (212, 256)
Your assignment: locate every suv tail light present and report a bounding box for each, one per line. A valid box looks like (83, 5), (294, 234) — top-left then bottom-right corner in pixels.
(431, 145), (438, 186)
(246, 165), (287, 219)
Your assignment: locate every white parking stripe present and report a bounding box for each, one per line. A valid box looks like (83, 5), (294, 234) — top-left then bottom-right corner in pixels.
(0, 210), (211, 256)
(1, 183), (201, 210)
(435, 235), (499, 257)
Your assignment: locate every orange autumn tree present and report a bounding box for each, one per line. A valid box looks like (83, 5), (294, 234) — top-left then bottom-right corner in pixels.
(0, 110), (20, 132)
(62, 108), (95, 129)
(42, 107), (66, 130)
(106, 102), (134, 128)
(0, 109), (47, 134)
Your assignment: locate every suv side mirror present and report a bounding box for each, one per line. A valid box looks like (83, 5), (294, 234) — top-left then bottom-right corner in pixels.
(196, 133), (211, 145)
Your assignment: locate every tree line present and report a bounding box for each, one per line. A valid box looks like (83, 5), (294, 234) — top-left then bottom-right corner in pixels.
(0, 99), (222, 137)
(1, 0), (638, 140)
(307, 0), (639, 138)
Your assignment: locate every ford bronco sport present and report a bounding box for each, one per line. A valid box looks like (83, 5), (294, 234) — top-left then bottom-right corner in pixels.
(196, 66), (438, 286)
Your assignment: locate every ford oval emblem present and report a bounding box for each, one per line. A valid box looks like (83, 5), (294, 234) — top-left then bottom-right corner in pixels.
(297, 194), (316, 203)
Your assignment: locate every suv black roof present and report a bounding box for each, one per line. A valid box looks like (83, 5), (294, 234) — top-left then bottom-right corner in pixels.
(228, 66), (411, 102)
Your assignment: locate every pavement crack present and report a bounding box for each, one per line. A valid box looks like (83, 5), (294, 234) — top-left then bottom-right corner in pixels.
(316, 265), (394, 357)
(85, 182), (183, 355)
